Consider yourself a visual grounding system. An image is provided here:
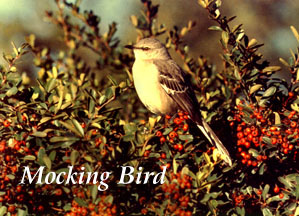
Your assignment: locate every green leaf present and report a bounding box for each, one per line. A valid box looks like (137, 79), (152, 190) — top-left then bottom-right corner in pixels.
(50, 136), (79, 143)
(221, 31), (229, 47)
(208, 26), (222, 31)
(32, 131), (47, 137)
(263, 86), (276, 98)
(173, 158), (178, 174)
(72, 119), (84, 137)
(259, 163), (266, 175)
(74, 197), (88, 207)
(273, 112), (281, 125)
(249, 84), (262, 95)
(262, 208), (273, 216)
(60, 120), (83, 137)
(6, 86), (18, 97)
(278, 176), (293, 189)
(0, 206), (7, 216)
(178, 134), (193, 141)
(24, 155), (36, 161)
(291, 26), (299, 43)
(84, 155), (95, 163)
(91, 185), (98, 203)
(38, 117), (52, 126)
(262, 184), (270, 201)
(70, 150), (79, 166)
(17, 208), (27, 216)
(43, 155), (52, 170)
(279, 57), (290, 67)
(262, 66), (281, 73)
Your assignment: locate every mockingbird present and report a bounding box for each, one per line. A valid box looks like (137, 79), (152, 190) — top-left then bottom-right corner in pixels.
(125, 38), (232, 166)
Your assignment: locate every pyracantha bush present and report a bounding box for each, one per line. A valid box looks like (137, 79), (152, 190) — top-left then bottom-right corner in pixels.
(0, 0), (298, 215)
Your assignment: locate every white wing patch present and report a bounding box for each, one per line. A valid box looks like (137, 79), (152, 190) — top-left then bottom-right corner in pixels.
(160, 74), (188, 95)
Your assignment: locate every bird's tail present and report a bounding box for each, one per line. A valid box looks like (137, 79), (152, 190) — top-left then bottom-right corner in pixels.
(196, 118), (232, 166)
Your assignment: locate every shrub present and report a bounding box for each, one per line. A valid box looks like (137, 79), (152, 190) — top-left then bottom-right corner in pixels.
(0, 0), (298, 215)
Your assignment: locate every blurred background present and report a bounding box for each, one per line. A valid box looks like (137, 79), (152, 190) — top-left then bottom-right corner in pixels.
(0, 0), (298, 75)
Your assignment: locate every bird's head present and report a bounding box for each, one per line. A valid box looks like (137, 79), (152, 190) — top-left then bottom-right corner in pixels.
(125, 38), (170, 60)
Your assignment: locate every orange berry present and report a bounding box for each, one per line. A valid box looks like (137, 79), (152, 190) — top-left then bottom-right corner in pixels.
(174, 118), (182, 125)
(177, 144), (183, 151)
(160, 136), (166, 143)
(169, 131), (177, 139)
(290, 121), (297, 128)
(7, 205), (15, 213)
(156, 131), (162, 137)
(279, 193), (284, 199)
(271, 138), (277, 145)
(237, 132), (244, 139)
(22, 115), (27, 121)
(270, 126), (277, 132)
(288, 92), (294, 97)
(247, 134), (253, 141)
(273, 185), (280, 193)
(252, 130), (258, 137)
(244, 141), (250, 148)
(183, 124), (189, 131)
(165, 115), (171, 119)
(55, 188), (63, 196)
(240, 151), (246, 158)
(252, 137), (259, 144)
(247, 160), (252, 166)
(3, 120), (10, 127)
(237, 126), (242, 131)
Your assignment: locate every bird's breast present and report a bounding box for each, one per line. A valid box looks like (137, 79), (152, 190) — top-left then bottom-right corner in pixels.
(132, 60), (178, 115)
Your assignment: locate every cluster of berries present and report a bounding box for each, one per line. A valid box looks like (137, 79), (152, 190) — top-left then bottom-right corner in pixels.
(158, 172), (193, 216)
(156, 112), (190, 151)
(65, 194), (117, 216)
(231, 101), (298, 166)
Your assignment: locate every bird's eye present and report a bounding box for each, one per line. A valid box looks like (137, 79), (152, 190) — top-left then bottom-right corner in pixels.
(142, 47), (150, 51)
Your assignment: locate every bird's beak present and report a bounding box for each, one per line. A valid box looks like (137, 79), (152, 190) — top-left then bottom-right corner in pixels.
(124, 45), (135, 49)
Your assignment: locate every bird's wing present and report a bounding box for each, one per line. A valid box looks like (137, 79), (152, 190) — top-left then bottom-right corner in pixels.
(153, 59), (200, 119)
(154, 59), (232, 166)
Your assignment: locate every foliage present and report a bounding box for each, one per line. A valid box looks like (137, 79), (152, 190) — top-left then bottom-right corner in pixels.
(0, 0), (298, 215)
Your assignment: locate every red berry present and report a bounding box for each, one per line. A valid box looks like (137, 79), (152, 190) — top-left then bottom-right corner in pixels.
(273, 185), (280, 193)
(279, 193), (284, 199)
(160, 136), (166, 143)
(237, 132), (244, 139)
(165, 115), (171, 119)
(3, 120), (10, 127)
(271, 138), (277, 145)
(177, 144), (183, 151)
(156, 131), (162, 137)
(169, 131), (177, 139)
(183, 124), (189, 131)
(290, 121), (297, 128)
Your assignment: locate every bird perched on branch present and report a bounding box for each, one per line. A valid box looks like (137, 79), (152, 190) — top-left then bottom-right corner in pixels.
(125, 38), (232, 166)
